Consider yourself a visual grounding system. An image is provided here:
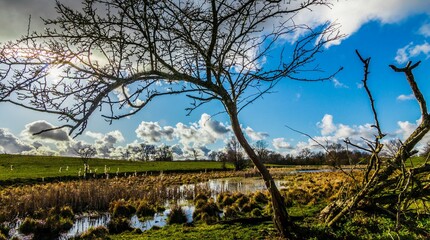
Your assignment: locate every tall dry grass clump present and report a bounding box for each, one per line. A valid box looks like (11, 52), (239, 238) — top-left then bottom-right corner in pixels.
(0, 171), (248, 221)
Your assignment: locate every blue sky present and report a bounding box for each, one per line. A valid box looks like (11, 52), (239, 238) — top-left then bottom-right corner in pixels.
(1, 0), (430, 159)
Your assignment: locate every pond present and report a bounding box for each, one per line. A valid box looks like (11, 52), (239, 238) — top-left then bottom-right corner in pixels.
(8, 176), (289, 239)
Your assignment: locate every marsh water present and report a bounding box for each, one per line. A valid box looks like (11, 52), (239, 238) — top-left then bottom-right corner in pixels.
(59, 177), (285, 238)
(8, 170), (331, 239)
(59, 177), (283, 239)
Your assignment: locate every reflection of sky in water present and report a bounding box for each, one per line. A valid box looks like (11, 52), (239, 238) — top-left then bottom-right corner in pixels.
(57, 206), (195, 239)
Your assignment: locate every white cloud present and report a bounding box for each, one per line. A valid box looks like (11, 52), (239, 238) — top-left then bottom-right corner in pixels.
(395, 118), (430, 153)
(134, 113), (230, 154)
(0, 128), (33, 154)
(135, 121), (174, 143)
(397, 94), (415, 101)
(287, 114), (430, 156)
(396, 119), (419, 140)
(332, 78), (348, 88)
(245, 127), (269, 141)
(395, 42), (430, 64)
(283, 0), (430, 47)
(86, 130), (125, 157)
(290, 114), (378, 154)
(419, 23), (430, 37)
(272, 138), (292, 150)
(317, 114), (337, 136)
(174, 114), (230, 146)
(21, 120), (70, 142)
(198, 113), (230, 139)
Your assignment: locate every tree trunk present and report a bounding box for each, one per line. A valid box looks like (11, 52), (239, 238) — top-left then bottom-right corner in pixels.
(227, 105), (293, 239)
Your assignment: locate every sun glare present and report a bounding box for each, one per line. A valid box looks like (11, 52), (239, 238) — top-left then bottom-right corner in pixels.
(48, 66), (63, 83)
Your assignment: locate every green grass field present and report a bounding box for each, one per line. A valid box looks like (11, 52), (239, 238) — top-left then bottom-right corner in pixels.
(1, 154), (426, 183)
(0, 154), (233, 181)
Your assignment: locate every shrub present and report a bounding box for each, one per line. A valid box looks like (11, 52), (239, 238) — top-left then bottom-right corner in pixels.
(109, 200), (136, 218)
(19, 217), (38, 235)
(241, 201), (260, 213)
(59, 206), (75, 220)
(19, 214), (73, 239)
(231, 192), (244, 202)
(235, 195), (249, 209)
(252, 191), (268, 204)
(194, 199), (207, 209)
(194, 193), (208, 203)
(0, 233), (6, 240)
(136, 201), (156, 217)
(154, 205), (166, 212)
(223, 206), (238, 219)
(78, 226), (110, 240)
(193, 199), (220, 223)
(217, 193), (235, 208)
(107, 217), (132, 234)
(200, 212), (217, 224)
(167, 205), (187, 225)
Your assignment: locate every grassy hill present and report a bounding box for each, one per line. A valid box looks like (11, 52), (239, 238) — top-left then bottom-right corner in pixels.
(0, 154), (232, 182)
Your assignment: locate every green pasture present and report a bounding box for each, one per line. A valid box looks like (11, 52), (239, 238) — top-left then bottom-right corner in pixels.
(0, 154), (233, 181)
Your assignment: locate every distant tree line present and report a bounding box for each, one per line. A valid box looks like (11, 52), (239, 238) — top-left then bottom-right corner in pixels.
(119, 143), (173, 161)
(76, 138), (414, 166)
(210, 140), (371, 169)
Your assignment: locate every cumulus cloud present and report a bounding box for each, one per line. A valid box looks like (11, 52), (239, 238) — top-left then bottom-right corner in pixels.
(291, 0), (430, 47)
(397, 94), (415, 101)
(291, 114), (378, 154)
(396, 119), (420, 140)
(0, 128), (33, 154)
(272, 138), (292, 150)
(245, 127), (269, 141)
(317, 114), (337, 136)
(174, 122), (199, 145)
(134, 114), (230, 157)
(135, 121), (174, 143)
(395, 118), (430, 153)
(86, 130), (125, 157)
(395, 42), (430, 64)
(21, 120), (70, 141)
(198, 113), (229, 137)
(287, 114), (430, 156)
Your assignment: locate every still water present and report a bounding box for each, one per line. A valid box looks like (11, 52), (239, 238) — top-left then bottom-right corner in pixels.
(10, 177), (289, 239)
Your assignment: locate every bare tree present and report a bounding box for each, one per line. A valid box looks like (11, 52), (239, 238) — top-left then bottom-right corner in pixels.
(74, 145), (97, 179)
(0, 0), (341, 237)
(321, 51), (430, 237)
(136, 143), (156, 161)
(191, 148), (200, 161)
(208, 151), (218, 161)
(155, 145), (173, 161)
(226, 136), (247, 170)
(254, 139), (269, 162)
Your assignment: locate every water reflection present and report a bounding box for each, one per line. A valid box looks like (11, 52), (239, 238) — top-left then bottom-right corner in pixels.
(13, 177), (287, 239)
